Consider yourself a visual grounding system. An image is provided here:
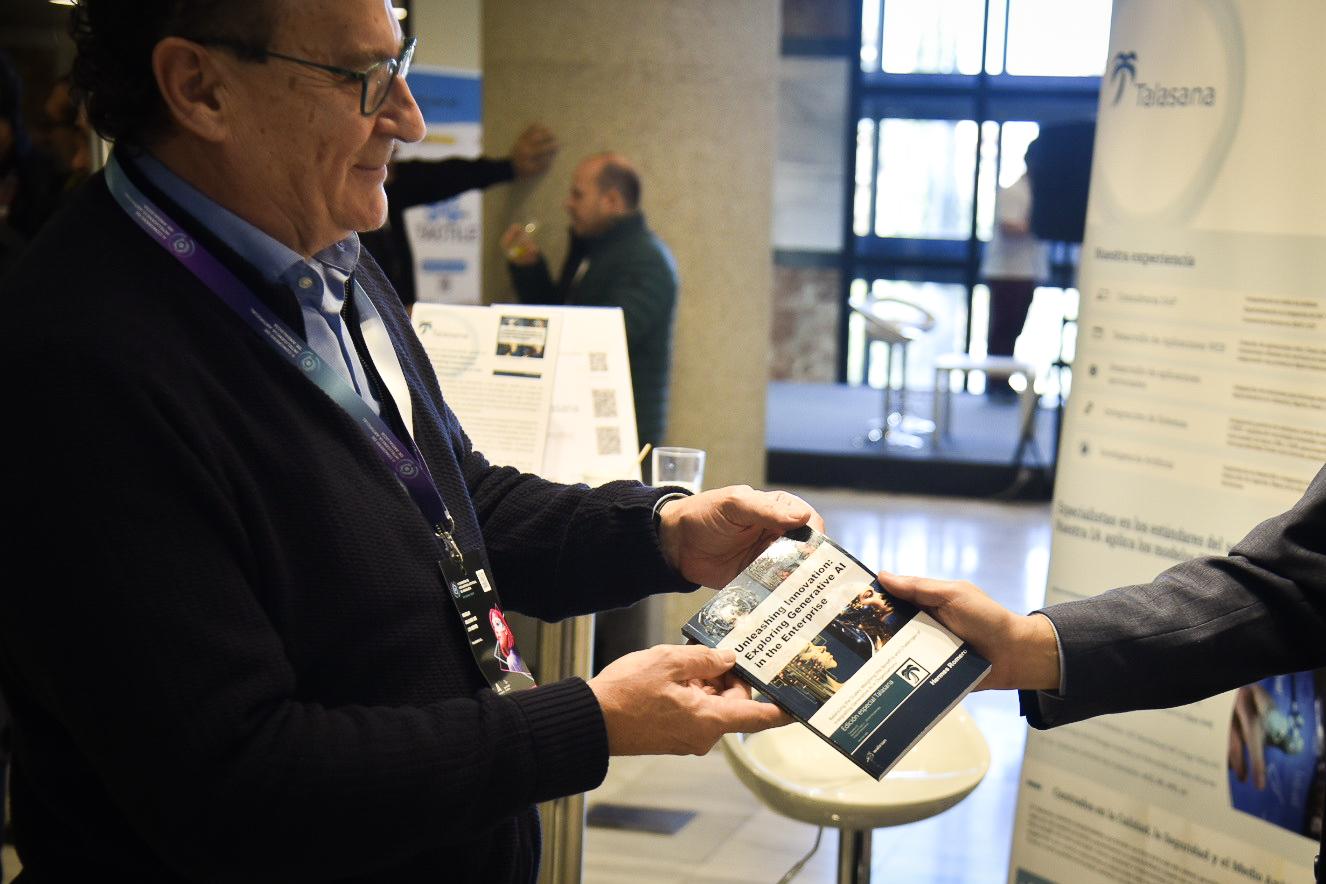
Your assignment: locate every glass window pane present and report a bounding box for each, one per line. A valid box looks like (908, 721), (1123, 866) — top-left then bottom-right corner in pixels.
(852, 119), (876, 237)
(977, 121), (1039, 241)
(874, 119), (978, 239)
(984, 0), (1008, 75)
(860, 0), (882, 72)
(1011, 286), (1075, 399)
(774, 58), (849, 251)
(1005, 0), (1113, 77)
(880, 0), (985, 75)
(999, 121), (1039, 187)
(975, 121), (1000, 241)
(846, 278), (871, 385)
(846, 280), (969, 391)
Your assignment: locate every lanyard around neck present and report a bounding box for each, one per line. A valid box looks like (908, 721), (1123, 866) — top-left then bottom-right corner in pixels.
(104, 154), (464, 561)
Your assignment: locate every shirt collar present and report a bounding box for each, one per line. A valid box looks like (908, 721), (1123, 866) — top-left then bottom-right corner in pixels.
(131, 151), (359, 284)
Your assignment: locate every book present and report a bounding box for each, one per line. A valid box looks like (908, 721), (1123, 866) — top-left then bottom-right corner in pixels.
(681, 525), (991, 780)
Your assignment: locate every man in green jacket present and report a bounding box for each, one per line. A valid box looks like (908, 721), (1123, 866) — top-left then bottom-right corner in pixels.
(502, 152), (678, 449)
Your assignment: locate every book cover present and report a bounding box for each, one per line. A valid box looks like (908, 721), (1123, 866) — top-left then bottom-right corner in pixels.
(682, 526), (991, 780)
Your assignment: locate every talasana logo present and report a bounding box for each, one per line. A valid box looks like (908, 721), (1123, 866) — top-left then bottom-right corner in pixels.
(1108, 50), (1217, 108)
(1109, 51), (1137, 105)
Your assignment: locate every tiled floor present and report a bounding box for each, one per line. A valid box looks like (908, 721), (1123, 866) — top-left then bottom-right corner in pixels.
(582, 486), (1052, 884)
(0, 488), (1050, 884)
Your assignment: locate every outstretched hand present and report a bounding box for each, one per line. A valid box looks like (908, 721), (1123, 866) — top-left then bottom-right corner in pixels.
(876, 572), (1061, 692)
(510, 123), (559, 179)
(589, 645), (791, 756)
(657, 485), (824, 589)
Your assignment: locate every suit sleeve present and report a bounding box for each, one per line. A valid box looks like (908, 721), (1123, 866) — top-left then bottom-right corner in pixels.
(1024, 466), (1326, 728)
(388, 157), (515, 207)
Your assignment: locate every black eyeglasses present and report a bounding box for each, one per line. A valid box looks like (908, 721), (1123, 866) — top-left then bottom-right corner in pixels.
(202, 36), (417, 116)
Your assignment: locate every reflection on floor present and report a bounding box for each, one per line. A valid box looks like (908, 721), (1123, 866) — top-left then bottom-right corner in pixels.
(583, 487), (1052, 884)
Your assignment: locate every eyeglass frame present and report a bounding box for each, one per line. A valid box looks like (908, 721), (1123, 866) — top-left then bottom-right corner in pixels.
(197, 35), (417, 116)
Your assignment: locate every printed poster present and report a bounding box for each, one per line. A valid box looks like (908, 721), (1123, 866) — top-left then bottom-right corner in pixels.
(394, 66), (483, 305)
(1009, 2), (1326, 882)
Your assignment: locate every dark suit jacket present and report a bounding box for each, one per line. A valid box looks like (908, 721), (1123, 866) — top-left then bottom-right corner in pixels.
(1025, 465), (1325, 727)
(1023, 465), (1326, 879)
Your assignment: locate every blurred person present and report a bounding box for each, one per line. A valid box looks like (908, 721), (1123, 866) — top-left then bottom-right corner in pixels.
(502, 151), (678, 450)
(877, 464), (1325, 881)
(360, 122), (558, 308)
(0, 52), (63, 276)
(0, 2), (812, 881)
(42, 76), (94, 189)
(980, 163), (1047, 399)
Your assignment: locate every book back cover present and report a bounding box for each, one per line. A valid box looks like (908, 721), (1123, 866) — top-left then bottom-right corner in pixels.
(682, 526), (990, 780)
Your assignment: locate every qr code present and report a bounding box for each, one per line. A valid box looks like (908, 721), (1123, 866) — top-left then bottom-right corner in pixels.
(596, 426), (622, 456)
(592, 389), (617, 418)
(589, 352), (608, 372)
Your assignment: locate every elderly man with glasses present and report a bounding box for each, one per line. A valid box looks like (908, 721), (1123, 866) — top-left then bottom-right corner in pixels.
(0, 2), (811, 882)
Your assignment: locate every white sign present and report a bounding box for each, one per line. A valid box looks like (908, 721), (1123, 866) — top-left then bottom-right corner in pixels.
(394, 66), (483, 305)
(412, 305), (641, 484)
(1009, 2), (1326, 882)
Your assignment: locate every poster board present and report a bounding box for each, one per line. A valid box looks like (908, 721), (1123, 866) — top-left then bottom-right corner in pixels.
(394, 66), (483, 305)
(412, 304), (641, 484)
(1008, 2), (1326, 882)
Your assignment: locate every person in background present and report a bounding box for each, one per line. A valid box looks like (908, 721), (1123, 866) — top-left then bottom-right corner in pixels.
(878, 464), (1326, 882)
(41, 75), (94, 192)
(1, 2), (805, 880)
(0, 52), (63, 277)
(360, 122), (558, 308)
(980, 161), (1047, 399)
(501, 152), (678, 451)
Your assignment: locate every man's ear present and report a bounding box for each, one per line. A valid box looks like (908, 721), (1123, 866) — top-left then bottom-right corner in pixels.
(602, 188), (627, 216)
(152, 37), (231, 143)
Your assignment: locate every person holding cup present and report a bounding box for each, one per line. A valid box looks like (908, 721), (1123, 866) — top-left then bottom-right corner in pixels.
(503, 152), (678, 449)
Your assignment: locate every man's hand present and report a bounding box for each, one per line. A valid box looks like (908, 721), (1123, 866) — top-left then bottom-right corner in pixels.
(589, 645), (791, 755)
(510, 123), (559, 179)
(657, 486), (823, 589)
(1228, 684), (1271, 789)
(877, 572), (1061, 692)
(501, 222), (541, 266)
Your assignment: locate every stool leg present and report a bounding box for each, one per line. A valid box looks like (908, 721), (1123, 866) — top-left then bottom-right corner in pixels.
(896, 342), (908, 421)
(945, 371), (955, 438)
(837, 829), (871, 884)
(933, 367), (944, 440)
(881, 342), (895, 426)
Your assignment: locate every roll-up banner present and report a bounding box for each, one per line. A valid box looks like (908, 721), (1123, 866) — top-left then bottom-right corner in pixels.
(393, 66), (483, 305)
(1009, 2), (1325, 882)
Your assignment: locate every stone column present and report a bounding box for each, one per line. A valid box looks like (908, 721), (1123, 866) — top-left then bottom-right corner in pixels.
(481, 1), (780, 494)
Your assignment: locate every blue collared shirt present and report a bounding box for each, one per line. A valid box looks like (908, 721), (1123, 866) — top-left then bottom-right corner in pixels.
(132, 152), (381, 415)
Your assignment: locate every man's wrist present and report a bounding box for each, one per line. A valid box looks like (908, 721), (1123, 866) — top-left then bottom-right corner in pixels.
(652, 491), (690, 568)
(1021, 612), (1063, 692)
(650, 491), (688, 529)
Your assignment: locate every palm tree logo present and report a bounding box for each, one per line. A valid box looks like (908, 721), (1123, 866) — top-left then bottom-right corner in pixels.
(1110, 51), (1138, 105)
(898, 660), (925, 686)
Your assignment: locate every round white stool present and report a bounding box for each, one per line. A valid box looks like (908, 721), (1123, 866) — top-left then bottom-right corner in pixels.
(722, 705), (990, 884)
